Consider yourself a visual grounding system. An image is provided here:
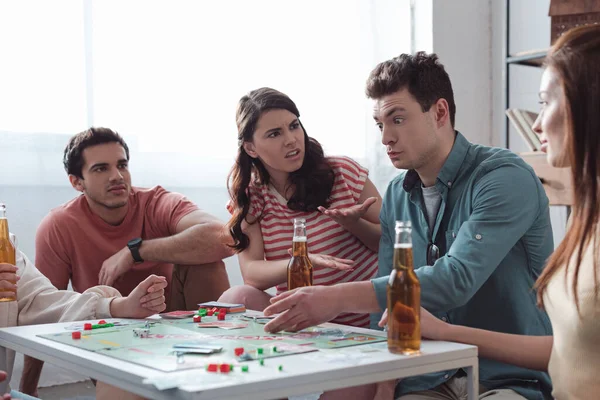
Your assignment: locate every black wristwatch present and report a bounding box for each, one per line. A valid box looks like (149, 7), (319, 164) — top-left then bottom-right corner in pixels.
(127, 238), (144, 263)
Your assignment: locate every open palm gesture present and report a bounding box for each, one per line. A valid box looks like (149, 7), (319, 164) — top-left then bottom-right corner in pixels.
(318, 197), (378, 227)
(287, 249), (353, 271)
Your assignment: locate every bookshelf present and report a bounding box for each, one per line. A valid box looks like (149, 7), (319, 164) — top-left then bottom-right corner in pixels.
(503, 0), (572, 207)
(505, 50), (546, 68)
(502, 0), (549, 149)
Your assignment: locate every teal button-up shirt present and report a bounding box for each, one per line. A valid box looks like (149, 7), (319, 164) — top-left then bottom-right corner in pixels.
(372, 132), (553, 399)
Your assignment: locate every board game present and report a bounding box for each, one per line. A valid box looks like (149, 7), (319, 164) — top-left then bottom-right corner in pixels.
(39, 312), (386, 373)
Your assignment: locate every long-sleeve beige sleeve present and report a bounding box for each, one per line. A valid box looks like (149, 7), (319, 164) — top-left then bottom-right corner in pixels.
(16, 249), (121, 325)
(1, 236), (123, 392)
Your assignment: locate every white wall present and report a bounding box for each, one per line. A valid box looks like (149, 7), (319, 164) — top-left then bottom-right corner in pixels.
(432, 0), (493, 146)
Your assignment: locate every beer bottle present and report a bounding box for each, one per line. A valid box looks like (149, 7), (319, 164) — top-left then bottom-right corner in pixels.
(287, 218), (313, 290)
(0, 203), (17, 302)
(387, 220), (420, 354)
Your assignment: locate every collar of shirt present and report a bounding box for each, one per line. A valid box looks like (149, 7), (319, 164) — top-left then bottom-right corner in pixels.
(402, 131), (470, 194)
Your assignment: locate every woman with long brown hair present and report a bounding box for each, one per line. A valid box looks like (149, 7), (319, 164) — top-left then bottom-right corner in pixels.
(380, 25), (600, 400)
(219, 87), (382, 331)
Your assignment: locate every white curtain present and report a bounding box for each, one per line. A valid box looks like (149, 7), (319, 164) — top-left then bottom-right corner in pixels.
(0, 0), (412, 250)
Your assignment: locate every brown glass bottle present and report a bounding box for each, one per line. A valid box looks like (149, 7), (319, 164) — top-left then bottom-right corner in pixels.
(0, 203), (17, 302)
(287, 218), (313, 289)
(387, 220), (420, 354)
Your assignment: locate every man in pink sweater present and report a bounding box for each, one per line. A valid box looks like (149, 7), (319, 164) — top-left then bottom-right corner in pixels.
(21, 127), (234, 396)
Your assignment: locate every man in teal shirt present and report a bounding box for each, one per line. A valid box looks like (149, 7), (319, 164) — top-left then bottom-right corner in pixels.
(263, 52), (553, 399)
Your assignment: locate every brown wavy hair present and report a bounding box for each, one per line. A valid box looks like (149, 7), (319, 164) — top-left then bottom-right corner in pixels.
(535, 25), (600, 311)
(227, 87), (335, 252)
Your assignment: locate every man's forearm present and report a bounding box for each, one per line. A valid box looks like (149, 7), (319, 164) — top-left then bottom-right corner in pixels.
(20, 356), (43, 395)
(139, 223), (234, 265)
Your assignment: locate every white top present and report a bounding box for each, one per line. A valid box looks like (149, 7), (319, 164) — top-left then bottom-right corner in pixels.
(0, 234), (120, 390)
(544, 237), (600, 400)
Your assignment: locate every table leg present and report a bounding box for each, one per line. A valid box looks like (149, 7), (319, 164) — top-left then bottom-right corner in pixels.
(465, 359), (479, 400)
(0, 346), (7, 394)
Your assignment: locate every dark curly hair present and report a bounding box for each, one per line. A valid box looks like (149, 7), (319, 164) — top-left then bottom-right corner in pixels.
(63, 127), (130, 178)
(366, 51), (456, 126)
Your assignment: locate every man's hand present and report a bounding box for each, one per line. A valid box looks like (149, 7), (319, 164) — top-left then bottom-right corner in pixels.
(110, 275), (167, 318)
(0, 263), (19, 300)
(379, 307), (450, 341)
(99, 247), (135, 286)
(263, 286), (343, 333)
(286, 249), (354, 271)
(317, 197), (378, 228)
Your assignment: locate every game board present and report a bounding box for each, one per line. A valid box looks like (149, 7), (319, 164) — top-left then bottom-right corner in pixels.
(39, 314), (385, 372)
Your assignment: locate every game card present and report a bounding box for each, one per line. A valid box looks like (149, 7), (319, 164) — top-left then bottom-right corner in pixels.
(159, 311), (197, 319)
(196, 321), (249, 330)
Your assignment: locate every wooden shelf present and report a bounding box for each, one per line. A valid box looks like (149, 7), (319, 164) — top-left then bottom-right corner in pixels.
(520, 152), (573, 206)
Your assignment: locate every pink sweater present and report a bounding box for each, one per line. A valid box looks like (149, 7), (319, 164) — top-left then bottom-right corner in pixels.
(35, 186), (198, 304)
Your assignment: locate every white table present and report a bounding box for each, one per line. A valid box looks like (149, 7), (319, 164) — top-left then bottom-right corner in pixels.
(0, 319), (478, 400)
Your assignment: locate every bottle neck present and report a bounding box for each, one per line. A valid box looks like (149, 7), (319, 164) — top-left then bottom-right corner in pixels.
(293, 224), (306, 238)
(395, 231), (411, 245)
(292, 237), (308, 256)
(0, 218), (10, 238)
(393, 243), (414, 270)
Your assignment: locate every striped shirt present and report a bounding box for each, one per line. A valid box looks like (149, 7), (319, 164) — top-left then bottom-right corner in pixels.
(247, 156), (378, 328)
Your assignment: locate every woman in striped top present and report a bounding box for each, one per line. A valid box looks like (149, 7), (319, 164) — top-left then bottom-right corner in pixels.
(219, 87), (382, 329)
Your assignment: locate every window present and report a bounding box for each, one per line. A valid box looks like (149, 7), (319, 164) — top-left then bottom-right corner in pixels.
(0, 0), (412, 188)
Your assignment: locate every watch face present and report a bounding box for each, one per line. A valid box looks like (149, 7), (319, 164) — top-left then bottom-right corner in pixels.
(128, 238), (142, 247)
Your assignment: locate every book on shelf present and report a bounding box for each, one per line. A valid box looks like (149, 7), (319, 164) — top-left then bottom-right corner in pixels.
(505, 108), (542, 151)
